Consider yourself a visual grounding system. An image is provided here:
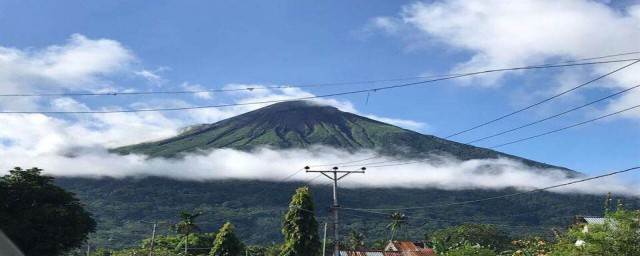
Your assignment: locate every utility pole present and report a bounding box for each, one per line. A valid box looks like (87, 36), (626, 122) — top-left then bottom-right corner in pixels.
(139, 220), (172, 256)
(149, 223), (157, 256)
(305, 166), (365, 256)
(322, 221), (328, 256)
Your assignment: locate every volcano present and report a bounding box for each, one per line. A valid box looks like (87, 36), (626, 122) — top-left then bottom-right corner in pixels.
(113, 100), (572, 173)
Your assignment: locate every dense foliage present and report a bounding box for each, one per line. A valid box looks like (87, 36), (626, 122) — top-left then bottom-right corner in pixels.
(143, 233), (215, 255)
(83, 233), (215, 256)
(60, 187), (640, 256)
(507, 197), (640, 255)
(53, 177), (638, 250)
(444, 243), (497, 256)
(428, 223), (511, 253)
(345, 230), (366, 250)
(0, 167), (96, 256)
(550, 209), (640, 255)
(211, 222), (244, 256)
(281, 186), (321, 256)
(175, 211), (203, 254)
(388, 212), (407, 241)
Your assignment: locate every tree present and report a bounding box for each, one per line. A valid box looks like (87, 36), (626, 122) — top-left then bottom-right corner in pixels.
(512, 195), (640, 255)
(429, 223), (511, 252)
(387, 212), (406, 241)
(281, 186), (321, 256)
(444, 243), (496, 256)
(0, 167), (96, 255)
(210, 222), (244, 256)
(244, 242), (283, 256)
(174, 211), (202, 255)
(140, 233), (215, 255)
(109, 248), (173, 256)
(510, 236), (552, 256)
(604, 192), (613, 214)
(553, 209), (640, 255)
(345, 229), (365, 250)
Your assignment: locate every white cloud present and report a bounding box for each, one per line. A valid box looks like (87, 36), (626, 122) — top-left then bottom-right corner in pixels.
(180, 82), (213, 99)
(0, 34), (135, 110)
(0, 145), (635, 195)
(364, 114), (428, 131)
(372, 0), (640, 120)
(0, 33), (134, 87)
(134, 66), (169, 85)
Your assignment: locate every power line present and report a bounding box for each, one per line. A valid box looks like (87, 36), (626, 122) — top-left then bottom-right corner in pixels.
(342, 166), (640, 211)
(337, 158), (406, 168)
(304, 166), (365, 256)
(323, 95), (640, 171)
(466, 84), (640, 144)
(489, 103), (640, 149)
(331, 83), (640, 169)
(1, 58), (638, 114)
(309, 156), (381, 167)
(315, 102), (639, 174)
(444, 59), (640, 139)
(361, 101), (640, 164)
(342, 204), (583, 223)
(305, 62), (640, 170)
(3, 52), (640, 98)
(339, 209), (554, 230)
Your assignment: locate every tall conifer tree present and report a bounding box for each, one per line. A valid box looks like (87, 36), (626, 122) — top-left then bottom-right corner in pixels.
(210, 222), (243, 256)
(281, 186), (321, 256)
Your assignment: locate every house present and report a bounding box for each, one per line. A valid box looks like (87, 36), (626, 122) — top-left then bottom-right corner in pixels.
(338, 251), (404, 256)
(573, 216), (607, 233)
(573, 216), (609, 247)
(339, 241), (435, 256)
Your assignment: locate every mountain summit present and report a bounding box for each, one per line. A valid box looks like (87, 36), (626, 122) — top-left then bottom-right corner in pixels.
(113, 100), (570, 172)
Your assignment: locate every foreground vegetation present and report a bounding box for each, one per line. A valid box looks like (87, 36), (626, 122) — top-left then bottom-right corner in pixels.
(54, 176), (639, 249)
(80, 196), (640, 256)
(3, 168), (640, 255)
(0, 168), (96, 255)
(78, 195), (640, 256)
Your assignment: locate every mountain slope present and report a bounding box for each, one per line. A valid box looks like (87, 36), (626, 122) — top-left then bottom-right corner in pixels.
(112, 100), (571, 172)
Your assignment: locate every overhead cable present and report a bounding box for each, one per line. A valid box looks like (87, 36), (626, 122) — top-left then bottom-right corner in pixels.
(1, 59), (638, 114)
(444, 59), (640, 138)
(342, 166), (640, 211)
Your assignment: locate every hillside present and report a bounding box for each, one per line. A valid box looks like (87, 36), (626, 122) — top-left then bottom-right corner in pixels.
(55, 177), (627, 250)
(113, 100), (571, 172)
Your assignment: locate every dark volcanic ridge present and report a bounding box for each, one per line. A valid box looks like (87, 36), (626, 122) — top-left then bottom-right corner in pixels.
(112, 100), (575, 175)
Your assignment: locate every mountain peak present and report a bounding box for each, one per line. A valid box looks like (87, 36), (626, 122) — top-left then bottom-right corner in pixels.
(260, 100), (338, 111)
(250, 100), (347, 122)
(112, 101), (573, 174)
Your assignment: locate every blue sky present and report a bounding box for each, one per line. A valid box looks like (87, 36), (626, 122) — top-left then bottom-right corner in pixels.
(0, 0), (638, 181)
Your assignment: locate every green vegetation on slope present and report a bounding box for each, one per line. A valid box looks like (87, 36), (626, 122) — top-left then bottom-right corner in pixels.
(54, 177), (639, 250)
(111, 101), (572, 173)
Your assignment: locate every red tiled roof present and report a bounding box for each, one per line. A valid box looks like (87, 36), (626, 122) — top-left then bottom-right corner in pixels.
(388, 241), (436, 256)
(339, 251), (403, 256)
(340, 250), (435, 256)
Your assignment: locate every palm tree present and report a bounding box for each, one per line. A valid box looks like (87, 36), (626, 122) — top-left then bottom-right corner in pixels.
(174, 211), (202, 254)
(346, 230), (365, 250)
(387, 212), (406, 241)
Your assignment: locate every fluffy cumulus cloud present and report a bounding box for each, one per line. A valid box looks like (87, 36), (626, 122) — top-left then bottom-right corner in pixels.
(0, 34), (134, 90)
(0, 34), (135, 111)
(372, 0), (640, 120)
(0, 33), (637, 195)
